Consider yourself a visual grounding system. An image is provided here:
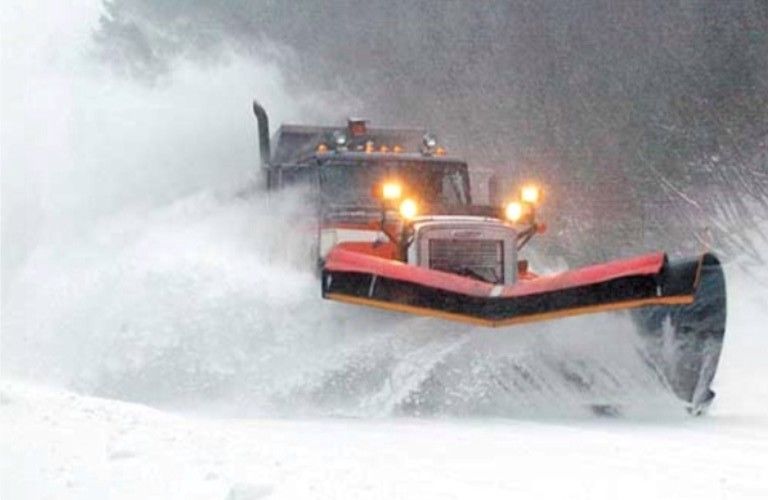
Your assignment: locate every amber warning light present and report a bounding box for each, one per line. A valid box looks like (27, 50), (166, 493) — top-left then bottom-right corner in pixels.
(381, 181), (403, 200)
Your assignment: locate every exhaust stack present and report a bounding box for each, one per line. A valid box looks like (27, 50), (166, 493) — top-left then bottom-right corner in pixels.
(252, 100), (270, 167)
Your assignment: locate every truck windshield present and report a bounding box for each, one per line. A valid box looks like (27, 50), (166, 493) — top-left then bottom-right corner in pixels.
(318, 158), (470, 209)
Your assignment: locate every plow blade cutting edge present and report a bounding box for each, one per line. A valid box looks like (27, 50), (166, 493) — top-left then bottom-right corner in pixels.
(321, 249), (726, 413)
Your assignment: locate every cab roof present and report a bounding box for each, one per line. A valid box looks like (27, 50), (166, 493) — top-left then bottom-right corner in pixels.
(271, 124), (430, 165)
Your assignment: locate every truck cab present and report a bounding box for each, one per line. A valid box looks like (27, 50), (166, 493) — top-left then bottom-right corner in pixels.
(254, 102), (537, 286)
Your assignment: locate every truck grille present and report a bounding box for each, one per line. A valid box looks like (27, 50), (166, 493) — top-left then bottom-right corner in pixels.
(428, 239), (504, 284)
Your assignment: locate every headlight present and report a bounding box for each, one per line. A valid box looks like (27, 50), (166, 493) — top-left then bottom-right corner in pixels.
(521, 184), (540, 204)
(381, 181), (403, 201)
(504, 201), (524, 222)
(399, 198), (419, 220)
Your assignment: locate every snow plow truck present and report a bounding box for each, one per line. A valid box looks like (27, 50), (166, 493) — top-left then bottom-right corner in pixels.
(252, 100), (726, 415)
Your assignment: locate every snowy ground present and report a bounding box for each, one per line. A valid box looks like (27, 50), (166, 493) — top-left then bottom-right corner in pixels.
(2, 378), (766, 500)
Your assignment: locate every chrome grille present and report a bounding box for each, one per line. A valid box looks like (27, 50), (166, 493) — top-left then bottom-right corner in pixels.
(428, 239), (504, 284)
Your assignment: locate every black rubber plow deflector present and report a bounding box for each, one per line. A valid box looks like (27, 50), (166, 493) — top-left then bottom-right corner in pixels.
(631, 254), (726, 413)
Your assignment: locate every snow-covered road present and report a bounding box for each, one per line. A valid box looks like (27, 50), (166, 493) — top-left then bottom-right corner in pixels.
(3, 380), (767, 500)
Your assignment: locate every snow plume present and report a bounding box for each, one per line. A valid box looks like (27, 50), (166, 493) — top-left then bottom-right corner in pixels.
(0, 1), (334, 287)
(0, 1), (332, 406)
(1, 179), (682, 418)
(3, 198), (680, 417)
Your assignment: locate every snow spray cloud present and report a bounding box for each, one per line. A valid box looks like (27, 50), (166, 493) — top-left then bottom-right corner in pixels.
(0, 0), (333, 388)
(0, 0), (726, 419)
(0, 1), (333, 285)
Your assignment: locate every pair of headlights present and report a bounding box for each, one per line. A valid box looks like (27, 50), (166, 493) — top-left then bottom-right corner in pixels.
(380, 181), (541, 223)
(381, 182), (419, 220)
(381, 181), (419, 220)
(505, 185), (540, 223)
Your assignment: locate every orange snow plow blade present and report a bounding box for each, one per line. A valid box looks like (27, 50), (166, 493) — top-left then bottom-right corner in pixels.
(322, 249), (726, 413)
